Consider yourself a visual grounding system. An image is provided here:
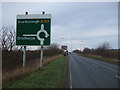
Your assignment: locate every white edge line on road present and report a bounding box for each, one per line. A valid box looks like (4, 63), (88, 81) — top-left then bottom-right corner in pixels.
(115, 75), (120, 79)
(69, 59), (72, 88)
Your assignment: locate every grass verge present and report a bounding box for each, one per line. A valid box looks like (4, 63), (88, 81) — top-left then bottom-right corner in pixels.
(3, 56), (67, 88)
(3, 55), (61, 85)
(81, 54), (120, 65)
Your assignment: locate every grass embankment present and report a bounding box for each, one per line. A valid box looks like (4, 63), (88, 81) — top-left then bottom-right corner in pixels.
(3, 56), (67, 88)
(81, 54), (119, 65)
(3, 55), (62, 85)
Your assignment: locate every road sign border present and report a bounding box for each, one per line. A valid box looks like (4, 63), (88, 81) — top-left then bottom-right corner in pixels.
(16, 14), (51, 46)
(17, 14), (51, 19)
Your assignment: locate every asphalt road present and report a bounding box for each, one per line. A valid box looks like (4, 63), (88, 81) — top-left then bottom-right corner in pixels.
(68, 53), (119, 88)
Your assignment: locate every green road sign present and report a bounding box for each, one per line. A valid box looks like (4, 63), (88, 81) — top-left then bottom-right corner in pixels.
(16, 14), (51, 46)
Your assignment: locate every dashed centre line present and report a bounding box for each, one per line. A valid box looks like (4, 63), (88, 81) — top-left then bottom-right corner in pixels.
(115, 75), (120, 79)
(92, 64), (98, 68)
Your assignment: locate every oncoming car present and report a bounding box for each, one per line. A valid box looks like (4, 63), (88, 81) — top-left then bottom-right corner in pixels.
(63, 50), (68, 56)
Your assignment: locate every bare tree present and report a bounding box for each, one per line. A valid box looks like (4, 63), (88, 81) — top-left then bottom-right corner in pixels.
(47, 43), (59, 49)
(97, 42), (111, 50)
(2, 27), (8, 50)
(0, 28), (2, 50)
(7, 26), (16, 51)
(95, 42), (111, 57)
(2, 26), (16, 51)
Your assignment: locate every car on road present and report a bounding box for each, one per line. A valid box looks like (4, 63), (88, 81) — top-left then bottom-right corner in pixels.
(63, 50), (68, 56)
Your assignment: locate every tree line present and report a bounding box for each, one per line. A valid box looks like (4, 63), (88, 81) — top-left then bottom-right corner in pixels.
(73, 42), (119, 59)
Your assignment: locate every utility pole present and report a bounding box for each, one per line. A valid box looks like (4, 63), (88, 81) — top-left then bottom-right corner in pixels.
(71, 37), (72, 52)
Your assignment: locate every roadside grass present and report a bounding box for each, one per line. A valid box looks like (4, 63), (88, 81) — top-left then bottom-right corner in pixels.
(3, 55), (61, 85)
(81, 54), (120, 65)
(3, 56), (67, 88)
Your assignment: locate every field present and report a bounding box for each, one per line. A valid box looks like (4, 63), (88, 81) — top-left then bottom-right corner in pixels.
(3, 56), (68, 88)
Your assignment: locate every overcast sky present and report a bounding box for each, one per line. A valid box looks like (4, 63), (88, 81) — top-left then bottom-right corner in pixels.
(1, 2), (118, 51)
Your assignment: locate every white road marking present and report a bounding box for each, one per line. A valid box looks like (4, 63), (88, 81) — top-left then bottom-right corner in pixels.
(92, 64), (98, 68)
(69, 58), (72, 88)
(115, 75), (120, 79)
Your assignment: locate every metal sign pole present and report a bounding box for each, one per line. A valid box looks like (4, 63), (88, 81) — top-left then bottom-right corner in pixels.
(40, 45), (43, 70)
(22, 12), (28, 67)
(23, 46), (26, 67)
(40, 11), (45, 70)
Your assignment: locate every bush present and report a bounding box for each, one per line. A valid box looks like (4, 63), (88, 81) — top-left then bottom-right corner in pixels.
(2, 43), (62, 72)
(2, 51), (22, 72)
(44, 43), (62, 56)
(73, 49), (82, 54)
(83, 48), (92, 54)
(82, 42), (118, 60)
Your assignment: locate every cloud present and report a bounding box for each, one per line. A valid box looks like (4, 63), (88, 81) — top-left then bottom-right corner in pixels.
(2, 2), (118, 51)
(1, 0), (119, 2)
(0, 3), (2, 28)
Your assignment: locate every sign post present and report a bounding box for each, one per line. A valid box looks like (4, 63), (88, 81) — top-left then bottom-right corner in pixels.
(23, 46), (26, 67)
(22, 12), (28, 67)
(16, 12), (51, 70)
(40, 45), (43, 70)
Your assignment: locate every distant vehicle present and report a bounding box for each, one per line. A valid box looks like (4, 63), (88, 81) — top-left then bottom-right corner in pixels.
(69, 52), (72, 54)
(61, 45), (67, 50)
(63, 50), (68, 56)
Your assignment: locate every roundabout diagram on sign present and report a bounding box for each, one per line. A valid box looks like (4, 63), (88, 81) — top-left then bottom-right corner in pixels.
(23, 24), (49, 45)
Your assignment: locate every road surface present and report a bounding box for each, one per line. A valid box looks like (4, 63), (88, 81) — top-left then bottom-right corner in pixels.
(68, 53), (119, 88)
